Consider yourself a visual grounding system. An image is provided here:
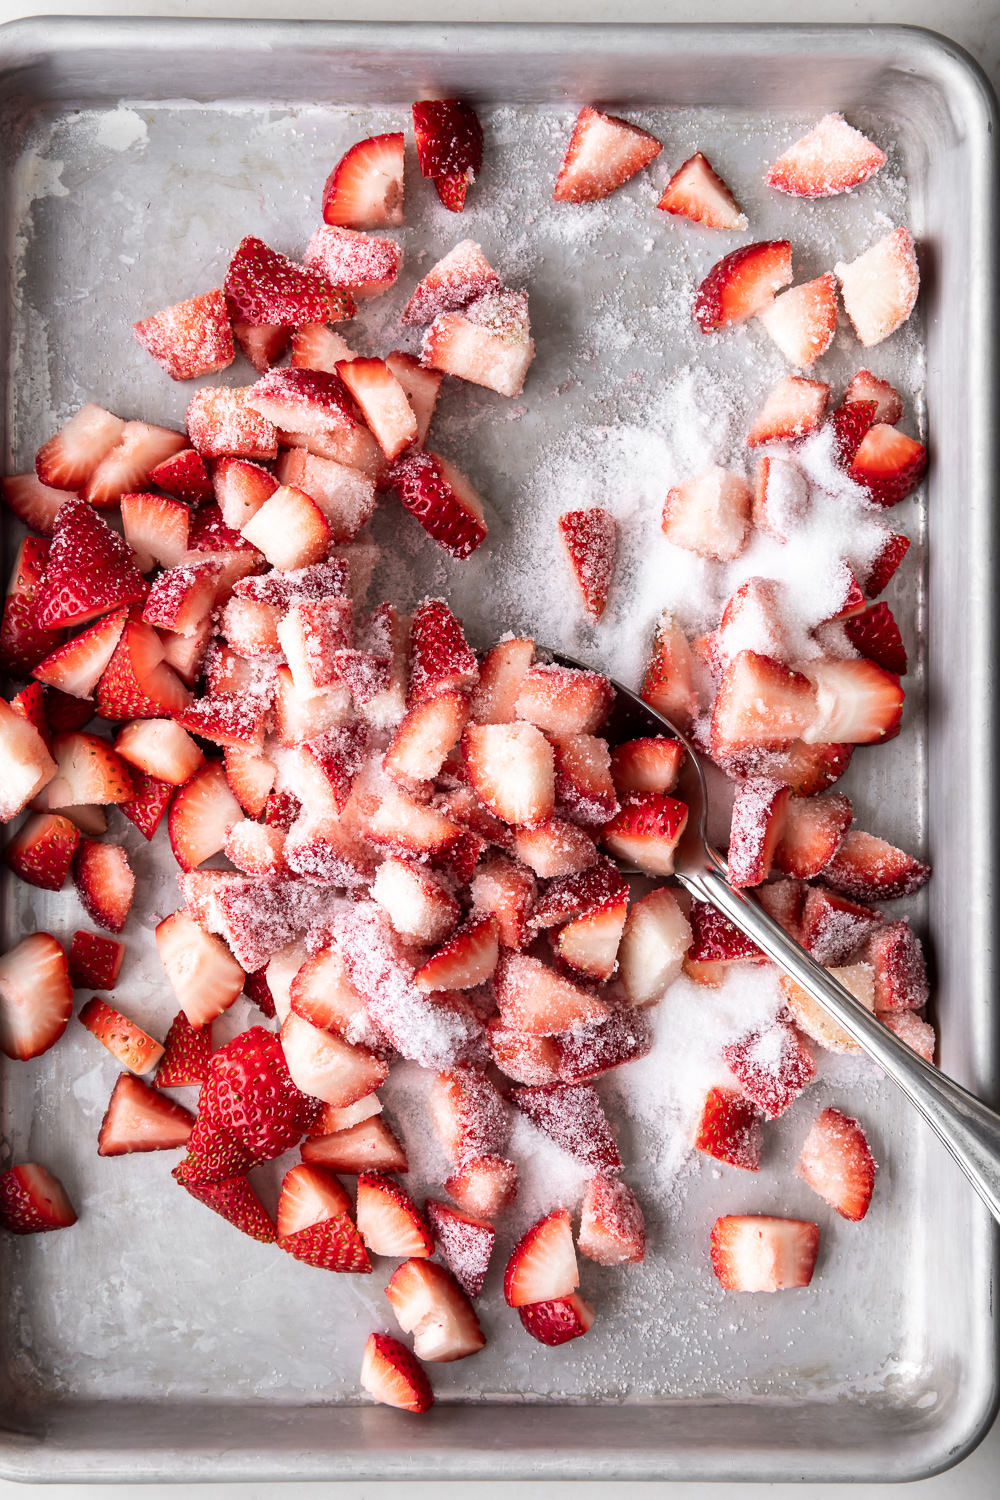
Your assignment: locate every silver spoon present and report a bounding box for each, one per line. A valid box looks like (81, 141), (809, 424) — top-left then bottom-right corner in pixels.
(547, 648), (1000, 1223)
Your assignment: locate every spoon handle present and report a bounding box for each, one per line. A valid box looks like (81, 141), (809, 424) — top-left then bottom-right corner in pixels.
(679, 864), (1000, 1224)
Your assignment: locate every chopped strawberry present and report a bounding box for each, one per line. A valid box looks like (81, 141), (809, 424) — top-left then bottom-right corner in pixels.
(274, 449), (375, 542)
(752, 454), (810, 541)
(0, 932), (73, 1060)
(385, 1256), (485, 1360)
(32, 499), (146, 631)
(224, 743), (276, 818)
(550, 732), (618, 826)
(444, 1154), (518, 1219)
(470, 852), (537, 948)
(115, 718), (204, 786)
(746, 375), (830, 447)
(120, 491), (191, 574)
(710, 1215), (819, 1291)
(98, 1072), (194, 1155)
(799, 883), (883, 966)
(552, 896), (628, 981)
(832, 399), (878, 466)
(553, 105), (661, 203)
(401, 239), (500, 326)
(773, 791), (852, 878)
(801, 658), (903, 744)
(494, 952), (608, 1035)
(617, 886), (692, 1005)
(185, 386), (279, 462)
(658, 151), (747, 229)
(880, 1008), (936, 1062)
(835, 227), (919, 347)
(512, 817), (598, 880)
(155, 911), (245, 1028)
(224, 819), (285, 875)
(68, 930), (124, 989)
(302, 1117), (409, 1175)
(823, 828), (930, 901)
(428, 1067), (509, 1166)
(133, 288), (234, 380)
(356, 1172), (433, 1258)
(5, 811), (79, 890)
(78, 997), (163, 1073)
(781, 963), (875, 1054)
(82, 422), (188, 509)
(577, 1173), (645, 1264)
(304, 225), (401, 297)
(276, 1162), (370, 1272)
(120, 768), (174, 839)
(155, 1009), (212, 1088)
(694, 1086), (763, 1171)
(34, 403), (126, 492)
(866, 920), (929, 1011)
(662, 466), (751, 561)
(412, 99), (484, 207)
(31, 609), (127, 703)
(240, 484), (332, 571)
(9, 681), (49, 741)
(281, 1011), (388, 1109)
(176, 693), (267, 751)
(519, 1293), (595, 1345)
(383, 692), (468, 788)
(0, 697), (57, 821)
(289, 942), (371, 1038)
(766, 113), (885, 197)
(640, 613), (699, 729)
(558, 507), (616, 620)
(422, 288), (535, 398)
(462, 722), (555, 825)
(515, 664), (613, 737)
(40, 686), (95, 735)
(504, 1207), (578, 1307)
(609, 739), (684, 802)
(73, 839), (133, 933)
(425, 1200), (494, 1298)
(710, 651), (818, 758)
(843, 369), (903, 426)
(727, 777), (789, 888)
(372, 856), (460, 945)
(797, 1107), (876, 1220)
(0, 1163), (77, 1235)
(723, 1018), (816, 1120)
(323, 132), (405, 229)
(335, 357), (418, 460)
(148, 446), (212, 504)
(201, 1024), (318, 1164)
(466, 640), (533, 727)
(360, 1331), (433, 1413)
(487, 1020), (562, 1086)
(168, 760), (242, 871)
(363, 785), (462, 859)
(172, 1165), (276, 1241)
(414, 915), (499, 993)
(310, 1095), (383, 1136)
(601, 791), (689, 877)
(224, 234), (352, 327)
(695, 240), (792, 331)
(848, 422), (927, 507)
(390, 449), (487, 558)
(384, 352), (441, 447)
(757, 273), (838, 367)
(843, 600), (907, 675)
(511, 1083), (620, 1171)
(95, 618), (192, 721)
(0, 472), (77, 535)
(863, 529), (911, 597)
(1, 537), (65, 675)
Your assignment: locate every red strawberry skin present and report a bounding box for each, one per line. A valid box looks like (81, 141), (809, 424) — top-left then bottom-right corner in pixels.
(200, 1025), (319, 1162)
(34, 499), (147, 631)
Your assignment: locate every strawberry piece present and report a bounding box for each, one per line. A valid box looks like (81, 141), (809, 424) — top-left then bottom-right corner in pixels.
(695, 240), (792, 331)
(727, 777), (789, 888)
(371, 856), (459, 945)
(752, 454), (810, 541)
(831, 399), (878, 467)
(444, 1154), (518, 1220)
(422, 288), (535, 398)
(835, 227), (919, 347)
(5, 811), (79, 890)
(95, 617), (191, 721)
(577, 1173), (645, 1264)
(0, 932), (73, 1060)
(384, 352), (441, 447)
(557, 507), (616, 620)
(512, 817), (598, 880)
(155, 911), (245, 1028)
(801, 658), (903, 744)
(82, 422), (188, 509)
(487, 1021), (562, 1086)
(556, 1004), (652, 1083)
(281, 1011), (389, 1111)
(428, 1068), (509, 1166)
(40, 686), (94, 734)
(823, 828), (930, 901)
(33, 499), (146, 631)
(356, 1172), (433, 1257)
(773, 791), (852, 878)
(120, 492), (191, 573)
(120, 768), (174, 840)
(45, 730), (132, 809)
(710, 1215), (819, 1291)
(554, 105), (661, 203)
(757, 274), (838, 367)
(470, 853), (537, 949)
(494, 952), (608, 1036)
(202, 1024), (318, 1162)
(0, 698), (57, 820)
(98, 1072), (194, 1155)
(746, 375), (830, 447)
(34, 403), (126, 492)
(694, 1086), (763, 1171)
(155, 1009), (212, 1088)
(530, 858), (628, 932)
(1, 538), (65, 675)
(766, 113), (885, 197)
(115, 718), (204, 786)
(716, 577), (790, 668)
(273, 450), (375, 542)
(866, 920), (929, 1011)
(512, 1082), (621, 1171)
(78, 997), (163, 1073)
(185, 387), (279, 461)
(462, 722), (555, 826)
(224, 234), (351, 326)
(9, 681), (49, 741)
(224, 820), (285, 875)
(401, 240), (500, 326)
(362, 785), (462, 860)
(244, 968), (277, 1023)
(276, 1162), (370, 1272)
(336, 357), (418, 461)
(239, 485), (331, 572)
(414, 916), (499, 994)
(385, 1256), (485, 1360)
(781, 963), (876, 1055)
(133, 288), (234, 380)
(309, 1095), (382, 1136)
(304, 225), (401, 297)
(68, 930), (124, 989)
(662, 466), (751, 561)
(248, 367), (359, 440)
(844, 601), (907, 675)
(302, 1117), (409, 1175)
(149, 446), (212, 504)
(609, 737), (684, 799)
(658, 151), (747, 229)
(1, 472), (77, 535)
(617, 886), (691, 1005)
(360, 1331), (433, 1413)
(711, 651), (818, 758)
(799, 883), (883, 965)
(323, 132), (405, 229)
(848, 423), (927, 507)
(519, 1293), (595, 1346)
(843, 369), (903, 426)
(413, 99), (483, 197)
(32, 608), (129, 701)
(881, 1009), (936, 1062)
(551, 732), (618, 826)
(384, 691), (468, 786)
(863, 529), (910, 597)
(425, 1200), (494, 1298)
(797, 1107), (876, 1220)
(289, 942), (370, 1037)
(466, 639), (533, 727)
(168, 761), (242, 870)
(389, 449), (488, 559)
(0, 1163), (77, 1235)
(212, 457), (278, 532)
(504, 1207), (578, 1307)
(515, 664), (612, 736)
(723, 1018), (816, 1120)
(172, 1165), (276, 1241)
(601, 791), (688, 877)
(177, 693), (267, 751)
(553, 896), (629, 981)
(407, 598), (478, 703)
(73, 839), (133, 933)
(280, 1215), (371, 1274)
(640, 613), (699, 729)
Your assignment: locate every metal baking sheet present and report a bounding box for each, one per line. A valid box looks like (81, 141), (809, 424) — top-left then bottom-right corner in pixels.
(0, 17), (997, 1484)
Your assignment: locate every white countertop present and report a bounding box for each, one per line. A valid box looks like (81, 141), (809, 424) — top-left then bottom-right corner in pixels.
(0, 0), (996, 1495)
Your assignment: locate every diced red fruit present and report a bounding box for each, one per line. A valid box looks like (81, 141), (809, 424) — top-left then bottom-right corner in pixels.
(577, 1173), (645, 1265)
(0, 1163), (77, 1235)
(156, 1009), (212, 1088)
(444, 1154), (518, 1220)
(504, 1207), (578, 1307)
(722, 1020), (816, 1119)
(32, 499), (146, 631)
(494, 953), (608, 1036)
(185, 386), (279, 462)
(727, 777), (790, 888)
(95, 619), (192, 722)
(421, 288), (535, 399)
(601, 791), (689, 878)
(1, 472), (77, 536)
(511, 1083), (621, 1171)
(848, 423), (927, 507)
(356, 1172), (433, 1258)
(428, 1067), (509, 1167)
(133, 288), (234, 380)
(323, 133), (405, 229)
(0, 932), (73, 1060)
(710, 1215), (820, 1291)
(470, 852), (537, 949)
(866, 920), (929, 1011)
(746, 375), (830, 447)
(301, 1116), (409, 1175)
(518, 1293), (595, 1346)
(551, 732), (618, 826)
(695, 240), (793, 331)
(98, 1072), (194, 1156)
(487, 1020), (563, 1086)
(281, 995), (385, 1109)
(155, 911), (245, 1029)
(515, 664), (613, 737)
(82, 422), (188, 509)
(801, 658), (903, 745)
(415, 916), (500, 993)
(658, 151), (747, 229)
(757, 274), (838, 367)
(385, 1256), (485, 1361)
(797, 1107), (876, 1220)
(512, 817), (597, 880)
(662, 466), (751, 561)
(202, 1024), (319, 1163)
(682, 900), (766, 986)
(609, 737), (684, 798)
(304, 225), (401, 297)
(552, 895), (628, 982)
(881, 1008), (936, 1062)
(148, 447), (212, 504)
(832, 399), (878, 467)
(78, 997), (163, 1073)
(425, 1199), (494, 1298)
(413, 99), (483, 192)
(558, 508), (616, 620)
(863, 529), (910, 597)
(773, 792), (852, 878)
(115, 718), (204, 786)
(336, 357), (418, 461)
(843, 601), (908, 675)
(835, 227), (919, 347)
(844, 369), (904, 426)
(168, 761), (243, 871)
(119, 768), (174, 840)
(753, 454), (810, 540)
(799, 883), (883, 966)
(554, 105), (662, 203)
(73, 839), (134, 933)
(710, 651), (818, 758)
(384, 352), (441, 447)
(5, 812), (79, 890)
(617, 886), (692, 1005)
(212, 456), (278, 531)
(45, 731), (132, 809)
(694, 1087), (763, 1171)
(34, 403), (126, 492)
(822, 828), (930, 901)
(767, 112), (885, 197)
(463, 722), (555, 826)
(401, 239), (500, 326)
(360, 1331), (433, 1414)
(225, 234), (352, 327)
(41, 686), (95, 734)
(384, 690), (467, 785)
(641, 613), (699, 729)
(1, 540), (66, 678)
(276, 1162), (370, 1272)
(68, 930), (124, 990)
(172, 1165), (276, 1242)
(390, 449), (488, 559)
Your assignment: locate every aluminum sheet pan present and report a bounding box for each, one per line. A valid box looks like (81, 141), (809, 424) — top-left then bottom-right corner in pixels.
(0, 18), (997, 1484)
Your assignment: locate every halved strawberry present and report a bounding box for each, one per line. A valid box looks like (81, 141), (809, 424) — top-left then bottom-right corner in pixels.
(797, 1107), (876, 1221)
(558, 508), (616, 620)
(390, 449), (487, 559)
(662, 466), (751, 561)
(0, 932), (73, 1060)
(0, 472), (77, 535)
(155, 911), (245, 1028)
(601, 791), (688, 877)
(133, 288), (234, 380)
(710, 1215), (819, 1291)
(356, 1172), (433, 1258)
(494, 952), (607, 1036)
(695, 240), (792, 331)
(766, 113), (885, 197)
(799, 883), (883, 966)
(68, 930), (124, 989)
(385, 1256), (485, 1360)
(360, 1331), (433, 1413)
(155, 1009), (212, 1088)
(801, 658), (903, 744)
(168, 761), (242, 871)
(577, 1173), (645, 1264)
(33, 499), (146, 631)
(5, 811), (79, 890)
(773, 791), (852, 877)
(835, 227), (919, 347)
(98, 1072), (194, 1156)
(757, 273), (838, 367)
(843, 369), (903, 426)
(694, 1087), (763, 1171)
(148, 447), (212, 504)
(185, 387), (279, 462)
(78, 997), (163, 1073)
(302, 1117), (409, 1175)
(503, 1207), (578, 1307)
(866, 920), (929, 1011)
(822, 828), (930, 901)
(323, 132), (405, 229)
(73, 839), (133, 933)
(35, 403), (126, 492)
(553, 105), (662, 203)
(0, 1163), (77, 1235)
(658, 151), (747, 229)
(848, 423), (927, 507)
(746, 375), (830, 447)
(401, 240), (500, 327)
(172, 1165), (276, 1242)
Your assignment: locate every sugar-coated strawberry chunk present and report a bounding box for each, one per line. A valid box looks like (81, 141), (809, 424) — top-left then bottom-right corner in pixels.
(835, 227), (919, 347)
(727, 776), (789, 888)
(225, 235), (353, 326)
(617, 886), (692, 1005)
(866, 920), (929, 1011)
(305, 225), (401, 297)
(323, 133), (405, 230)
(33, 499), (147, 632)
(511, 1082), (621, 1171)
(578, 1173), (645, 1264)
(757, 274), (838, 367)
(766, 113), (886, 197)
(558, 508), (616, 619)
(797, 1107), (876, 1220)
(402, 240), (501, 326)
(799, 883), (883, 966)
(773, 791), (853, 878)
(390, 450), (487, 559)
(694, 1087), (763, 1171)
(601, 791), (688, 877)
(662, 466), (751, 561)
(133, 288), (235, 380)
(843, 369), (904, 426)
(553, 105), (662, 203)
(746, 375), (830, 447)
(422, 289), (535, 398)
(695, 240), (792, 330)
(722, 1020), (816, 1119)
(504, 1207), (578, 1307)
(780, 963), (876, 1054)
(711, 651), (818, 758)
(658, 151), (747, 230)
(848, 422), (927, 507)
